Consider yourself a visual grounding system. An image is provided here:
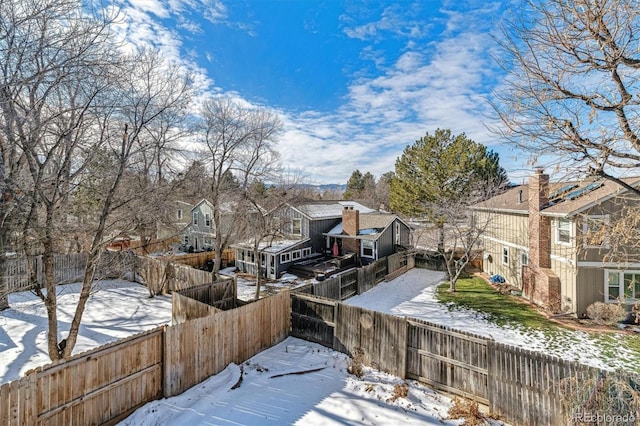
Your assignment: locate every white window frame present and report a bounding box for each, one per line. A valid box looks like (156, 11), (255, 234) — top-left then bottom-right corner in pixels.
(556, 218), (572, 245)
(292, 250), (301, 260)
(205, 213), (211, 227)
(302, 248), (311, 258)
(605, 269), (640, 303)
(582, 215), (610, 248)
(502, 246), (509, 265)
(280, 252), (291, 263)
(361, 240), (375, 258)
(291, 218), (302, 235)
(192, 212), (198, 226)
(520, 251), (528, 267)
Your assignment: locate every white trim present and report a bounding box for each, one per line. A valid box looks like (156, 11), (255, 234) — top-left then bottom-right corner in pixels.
(551, 254), (575, 266)
(578, 261), (640, 268)
(502, 246), (509, 265)
(556, 218), (572, 246)
(481, 235), (528, 251)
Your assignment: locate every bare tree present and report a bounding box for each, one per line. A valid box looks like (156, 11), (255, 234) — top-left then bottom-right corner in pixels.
(493, 0), (640, 190)
(0, 0), (193, 359)
(198, 96), (282, 277)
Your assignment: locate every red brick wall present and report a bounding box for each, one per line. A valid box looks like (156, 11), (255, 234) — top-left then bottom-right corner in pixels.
(528, 168), (551, 269)
(342, 207), (360, 255)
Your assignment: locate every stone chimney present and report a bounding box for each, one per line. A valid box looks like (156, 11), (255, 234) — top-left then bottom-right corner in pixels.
(342, 206), (360, 255)
(528, 167), (550, 268)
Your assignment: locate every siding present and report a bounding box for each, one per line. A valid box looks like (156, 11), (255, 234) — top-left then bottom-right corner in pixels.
(477, 211), (529, 288)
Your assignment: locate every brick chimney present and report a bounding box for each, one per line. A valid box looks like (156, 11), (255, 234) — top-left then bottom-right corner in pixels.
(342, 206), (359, 236)
(528, 167), (550, 268)
(342, 206), (360, 254)
(523, 167), (560, 313)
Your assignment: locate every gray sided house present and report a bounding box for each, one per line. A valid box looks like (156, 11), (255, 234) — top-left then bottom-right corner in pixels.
(181, 199), (215, 251)
(233, 239), (312, 280)
(472, 168), (640, 317)
(232, 200), (372, 279)
(271, 200), (376, 253)
(325, 206), (412, 264)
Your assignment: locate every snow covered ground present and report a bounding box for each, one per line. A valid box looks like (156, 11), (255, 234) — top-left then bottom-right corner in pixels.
(0, 280), (172, 384)
(346, 268), (640, 372)
(121, 336), (500, 426)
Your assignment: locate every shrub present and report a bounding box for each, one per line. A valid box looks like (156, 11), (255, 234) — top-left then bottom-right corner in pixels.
(586, 302), (626, 325)
(347, 347), (364, 378)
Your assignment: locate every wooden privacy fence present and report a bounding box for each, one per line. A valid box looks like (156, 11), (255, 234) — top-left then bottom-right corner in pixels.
(290, 294), (640, 426)
(164, 291), (291, 396)
(3, 252), (130, 294)
(172, 276), (237, 324)
(293, 254), (410, 302)
(0, 292), (291, 426)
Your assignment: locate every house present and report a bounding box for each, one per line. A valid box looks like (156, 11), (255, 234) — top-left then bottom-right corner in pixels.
(180, 199), (215, 251)
(324, 206), (412, 264)
(472, 167), (640, 317)
(232, 200), (412, 279)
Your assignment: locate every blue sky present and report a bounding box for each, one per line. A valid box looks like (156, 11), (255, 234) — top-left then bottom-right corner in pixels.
(114, 0), (531, 185)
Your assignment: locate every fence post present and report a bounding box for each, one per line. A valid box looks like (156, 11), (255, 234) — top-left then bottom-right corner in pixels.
(487, 339), (495, 413)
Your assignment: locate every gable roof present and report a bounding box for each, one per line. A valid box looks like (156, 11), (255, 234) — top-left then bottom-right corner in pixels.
(287, 200), (375, 220)
(472, 177), (640, 217)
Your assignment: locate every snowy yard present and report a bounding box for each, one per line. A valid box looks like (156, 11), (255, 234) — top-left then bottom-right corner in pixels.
(121, 336), (500, 426)
(346, 268), (640, 372)
(0, 280), (172, 384)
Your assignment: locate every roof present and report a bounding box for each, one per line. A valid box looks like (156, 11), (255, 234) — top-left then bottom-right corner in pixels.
(472, 176), (640, 217)
(325, 213), (405, 240)
(290, 200), (375, 220)
(231, 238), (310, 254)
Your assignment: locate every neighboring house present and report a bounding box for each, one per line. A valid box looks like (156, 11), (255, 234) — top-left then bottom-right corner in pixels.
(472, 168), (640, 317)
(233, 239), (312, 280)
(232, 200), (412, 278)
(181, 199), (216, 251)
(139, 200), (193, 242)
(325, 206), (412, 265)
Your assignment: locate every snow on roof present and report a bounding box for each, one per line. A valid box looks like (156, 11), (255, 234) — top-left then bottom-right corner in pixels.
(232, 238), (310, 254)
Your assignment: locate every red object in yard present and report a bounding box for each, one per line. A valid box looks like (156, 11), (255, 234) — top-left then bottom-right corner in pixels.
(332, 241), (339, 256)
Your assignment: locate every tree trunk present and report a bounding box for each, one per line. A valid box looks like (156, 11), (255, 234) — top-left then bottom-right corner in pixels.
(253, 245), (261, 300)
(0, 232), (8, 310)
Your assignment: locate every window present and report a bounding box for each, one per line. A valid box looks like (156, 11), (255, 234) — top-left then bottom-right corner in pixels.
(177, 209), (183, 220)
(204, 238), (212, 245)
(557, 219), (571, 244)
(520, 251), (528, 267)
(583, 215), (609, 248)
(292, 218), (302, 235)
(606, 270), (640, 302)
(192, 212), (198, 226)
(280, 253), (291, 263)
(302, 248), (311, 258)
(292, 250), (301, 260)
(502, 247), (509, 265)
(205, 213), (211, 227)
(362, 240), (375, 258)
(183, 235), (189, 244)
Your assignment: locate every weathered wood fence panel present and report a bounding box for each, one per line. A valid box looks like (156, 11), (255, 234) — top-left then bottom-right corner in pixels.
(164, 291), (291, 397)
(406, 319), (489, 404)
(489, 342), (595, 426)
(312, 276), (340, 300)
(0, 328), (165, 426)
(334, 303), (407, 378)
(290, 294), (336, 347)
(356, 262), (377, 294)
(172, 292), (220, 324)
